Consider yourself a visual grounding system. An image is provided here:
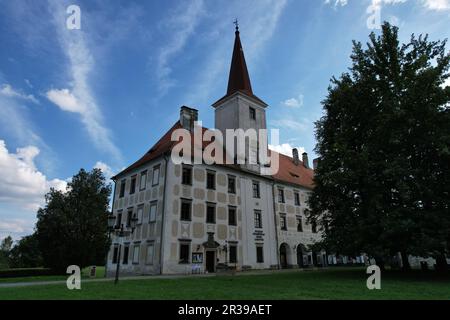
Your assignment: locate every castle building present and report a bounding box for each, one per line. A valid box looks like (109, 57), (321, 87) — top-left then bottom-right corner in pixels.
(106, 26), (325, 276)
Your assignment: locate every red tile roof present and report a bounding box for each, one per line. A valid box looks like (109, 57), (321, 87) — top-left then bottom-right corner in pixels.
(112, 123), (314, 190)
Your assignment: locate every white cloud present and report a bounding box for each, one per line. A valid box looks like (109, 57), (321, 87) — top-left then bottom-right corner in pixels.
(0, 83), (38, 104)
(282, 94), (304, 108)
(0, 219), (35, 241)
(46, 88), (82, 113)
(325, 0), (348, 7)
(269, 143), (306, 157)
(271, 119), (309, 132)
(0, 140), (67, 211)
(47, 0), (122, 163)
(156, 0), (205, 95)
(421, 0), (450, 10)
(94, 161), (114, 181)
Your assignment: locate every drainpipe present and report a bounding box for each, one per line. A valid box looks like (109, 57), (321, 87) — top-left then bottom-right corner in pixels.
(271, 181), (281, 270)
(105, 178), (117, 278)
(159, 153), (170, 275)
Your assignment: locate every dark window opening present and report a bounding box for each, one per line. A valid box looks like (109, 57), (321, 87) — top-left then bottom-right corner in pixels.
(206, 204), (216, 224)
(181, 200), (192, 221)
(229, 245), (237, 263)
(179, 243), (190, 264)
(182, 166), (192, 185)
(256, 246), (264, 263)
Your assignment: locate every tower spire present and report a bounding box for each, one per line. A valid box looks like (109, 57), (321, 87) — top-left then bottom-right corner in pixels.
(226, 21), (253, 96)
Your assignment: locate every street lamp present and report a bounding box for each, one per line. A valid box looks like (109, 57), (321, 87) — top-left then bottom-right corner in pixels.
(104, 213), (117, 278)
(113, 214), (138, 284)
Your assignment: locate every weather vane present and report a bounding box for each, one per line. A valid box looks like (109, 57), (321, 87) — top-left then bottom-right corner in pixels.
(233, 18), (239, 31)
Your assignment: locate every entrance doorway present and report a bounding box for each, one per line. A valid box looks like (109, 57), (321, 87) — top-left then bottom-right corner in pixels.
(206, 251), (215, 273)
(280, 243), (288, 268)
(297, 245), (304, 268)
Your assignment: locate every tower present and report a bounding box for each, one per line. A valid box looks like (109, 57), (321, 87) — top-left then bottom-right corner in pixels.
(212, 24), (268, 172)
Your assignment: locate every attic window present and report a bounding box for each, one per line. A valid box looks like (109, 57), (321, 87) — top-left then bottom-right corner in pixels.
(289, 172), (300, 178)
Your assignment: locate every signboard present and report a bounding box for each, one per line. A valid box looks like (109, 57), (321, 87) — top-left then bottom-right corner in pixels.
(89, 266), (96, 278)
(192, 253), (203, 264)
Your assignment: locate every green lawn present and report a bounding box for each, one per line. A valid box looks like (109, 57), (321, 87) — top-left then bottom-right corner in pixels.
(0, 266), (105, 284)
(0, 268), (449, 300)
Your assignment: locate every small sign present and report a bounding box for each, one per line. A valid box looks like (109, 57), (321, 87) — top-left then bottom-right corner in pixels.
(192, 253), (203, 263)
(89, 266), (96, 278)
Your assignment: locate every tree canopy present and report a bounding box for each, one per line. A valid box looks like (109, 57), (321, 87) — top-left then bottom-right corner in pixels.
(309, 23), (450, 269)
(36, 168), (111, 272)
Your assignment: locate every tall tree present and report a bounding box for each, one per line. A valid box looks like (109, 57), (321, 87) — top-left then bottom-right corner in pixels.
(8, 233), (43, 268)
(309, 23), (450, 271)
(36, 168), (111, 272)
(0, 236), (13, 268)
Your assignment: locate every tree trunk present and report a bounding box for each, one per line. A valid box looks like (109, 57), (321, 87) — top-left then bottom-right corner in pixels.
(401, 252), (411, 272)
(374, 256), (385, 271)
(435, 253), (448, 273)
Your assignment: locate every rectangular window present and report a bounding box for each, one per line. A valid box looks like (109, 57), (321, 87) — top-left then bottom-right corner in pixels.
(132, 244), (140, 264)
(254, 210), (262, 229)
(179, 243), (190, 264)
(249, 106), (256, 120)
(256, 246), (264, 263)
(278, 188), (285, 203)
(206, 203), (216, 224)
(228, 206), (237, 226)
(152, 165), (160, 186)
(137, 206), (144, 225)
(280, 215), (287, 231)
(115, 212), (122, 229)
(126, 209), (133, 227)
(229, 245), (237, 263)
(139, 171), (147, 191)
(206, 171), (216, 190)
(146, 243), (154, 265)
(182, 166), (192, 185)
(252, 181), (260, 198)
(297, 216), (303, 232)
(180, 199), (192, 221)
(228, 175), (236, 194)
(149, 201), (157, 223)
(112, 246), (119, 263)
(130, 176), (136, 195)
(123, 245), (129, 264)
(294, 192), (300, 206)
(119, 179), (126, 198)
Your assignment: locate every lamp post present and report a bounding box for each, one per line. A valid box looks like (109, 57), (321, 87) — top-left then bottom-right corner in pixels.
(112, 214), (138, 285)
(105, 213), (117, 278)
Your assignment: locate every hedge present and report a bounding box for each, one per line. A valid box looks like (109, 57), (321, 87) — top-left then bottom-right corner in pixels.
(0, 268), (61, 278)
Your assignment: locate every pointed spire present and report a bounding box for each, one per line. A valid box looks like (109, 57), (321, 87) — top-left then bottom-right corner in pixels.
(226, 21), (253, 96)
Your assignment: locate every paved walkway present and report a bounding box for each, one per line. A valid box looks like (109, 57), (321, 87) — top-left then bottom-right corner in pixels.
(0, 268), (317, 288)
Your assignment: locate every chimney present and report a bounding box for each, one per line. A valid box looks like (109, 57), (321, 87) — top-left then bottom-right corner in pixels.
(313, 158), (319, 170)
(180, 106), (198, 131)
(302, 152), (309, 168)
(292, 148), (300, 165)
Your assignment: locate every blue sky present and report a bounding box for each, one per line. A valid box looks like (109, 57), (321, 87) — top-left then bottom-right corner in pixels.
(0, 0), (449, 240)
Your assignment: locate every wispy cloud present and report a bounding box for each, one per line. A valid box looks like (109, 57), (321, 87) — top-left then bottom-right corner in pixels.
(270, 118), (309, 133)
(183, 0), (287, 107)
(155, 0), (205, 96)
(421, 0), (450, 10)
(0, 83), (39, 104)
(46, 0), (122, 164)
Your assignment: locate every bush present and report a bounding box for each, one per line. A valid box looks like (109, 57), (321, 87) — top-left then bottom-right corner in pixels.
(0, 268), (61, 278)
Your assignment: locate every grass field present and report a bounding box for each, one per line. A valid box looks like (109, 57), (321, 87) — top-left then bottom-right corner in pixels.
(0, 268), (449, 300)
